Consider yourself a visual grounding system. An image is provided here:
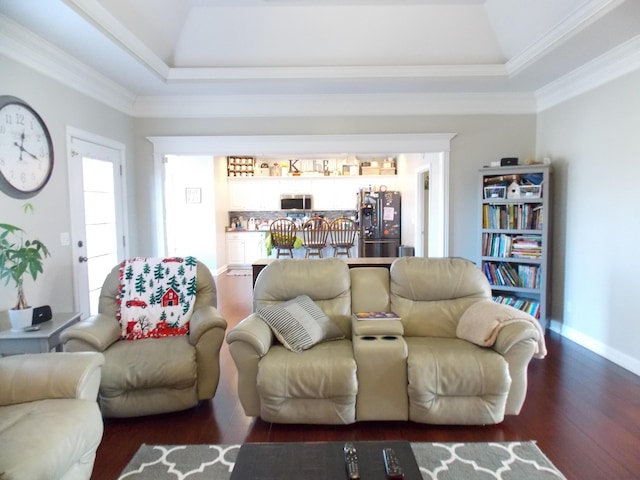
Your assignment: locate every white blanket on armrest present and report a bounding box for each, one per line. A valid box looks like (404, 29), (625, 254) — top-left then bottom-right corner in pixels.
(456, 300), (547, 359)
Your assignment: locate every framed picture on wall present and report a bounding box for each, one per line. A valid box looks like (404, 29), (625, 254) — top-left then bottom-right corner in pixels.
(185, 187), (201, 203)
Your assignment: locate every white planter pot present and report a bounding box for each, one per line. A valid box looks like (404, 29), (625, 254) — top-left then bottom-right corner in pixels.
(9, 307), (34, 332)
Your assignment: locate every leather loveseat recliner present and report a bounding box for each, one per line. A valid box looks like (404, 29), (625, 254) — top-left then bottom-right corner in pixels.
(226, 257), (546, 425)
(0, 352), (105, 480)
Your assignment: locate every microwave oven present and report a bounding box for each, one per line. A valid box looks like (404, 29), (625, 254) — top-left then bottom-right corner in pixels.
(280, 194), (312, 211)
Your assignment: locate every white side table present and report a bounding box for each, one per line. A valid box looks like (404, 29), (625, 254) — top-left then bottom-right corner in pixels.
(0, 312), (81, 355)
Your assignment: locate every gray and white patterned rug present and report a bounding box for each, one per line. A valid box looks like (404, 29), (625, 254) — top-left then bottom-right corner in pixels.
(118, 441), (566, 479)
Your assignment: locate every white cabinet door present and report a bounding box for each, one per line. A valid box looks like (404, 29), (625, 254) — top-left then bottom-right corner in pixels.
(229, 179), (278, 211)
(244, 233), (266, 263)
(226, 233), (245, 265)
(228, 180), (250, 210)
(312, 177), (358, 210)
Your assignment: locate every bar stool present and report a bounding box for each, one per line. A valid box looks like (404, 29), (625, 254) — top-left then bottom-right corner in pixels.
(329, 217), (357, 257)
(269, 218), (297, 258)
(302, 216), (330, 258)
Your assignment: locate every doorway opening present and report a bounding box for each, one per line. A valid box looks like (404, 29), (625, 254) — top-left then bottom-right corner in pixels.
(149, 134), (455, 269)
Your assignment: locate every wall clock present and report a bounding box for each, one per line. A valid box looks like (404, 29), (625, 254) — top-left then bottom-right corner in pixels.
(0, 95), (54, 199)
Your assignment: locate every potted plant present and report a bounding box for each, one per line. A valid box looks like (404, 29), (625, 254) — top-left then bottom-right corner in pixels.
(0, 222), (50, 331)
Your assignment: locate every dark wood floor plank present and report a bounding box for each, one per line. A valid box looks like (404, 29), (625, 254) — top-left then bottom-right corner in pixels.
(90, 273), (640, 480)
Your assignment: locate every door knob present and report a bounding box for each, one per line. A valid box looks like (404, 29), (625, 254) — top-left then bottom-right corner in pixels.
(78, 256), (88, 263)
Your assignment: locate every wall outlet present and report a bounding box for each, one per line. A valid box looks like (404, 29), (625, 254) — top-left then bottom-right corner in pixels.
(60, 232), (70, 246)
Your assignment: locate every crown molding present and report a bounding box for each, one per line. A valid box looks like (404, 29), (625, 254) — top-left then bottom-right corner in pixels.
(133, 92), (536, 118)
(506, 0), (626, 76)
(536, 34), (640, 111)
(0, 15), (136, 115)
(166, 64), (507, 81)
(64, 0), (170, 79)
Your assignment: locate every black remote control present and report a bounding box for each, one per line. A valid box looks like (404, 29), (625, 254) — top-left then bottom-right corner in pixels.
(383, 447), (404, 479)
(344, 442), (360, 479)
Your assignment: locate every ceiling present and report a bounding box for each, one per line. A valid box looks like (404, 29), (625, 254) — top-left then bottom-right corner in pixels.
(1, 0), (639, 115)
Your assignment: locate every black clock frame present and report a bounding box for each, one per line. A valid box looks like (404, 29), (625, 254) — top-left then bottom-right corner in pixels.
(0, 95), (54, 199)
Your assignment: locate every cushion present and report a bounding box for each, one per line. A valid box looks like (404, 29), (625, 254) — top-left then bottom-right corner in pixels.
(256, 295), (344, 352)
(117, 256), (197, 340)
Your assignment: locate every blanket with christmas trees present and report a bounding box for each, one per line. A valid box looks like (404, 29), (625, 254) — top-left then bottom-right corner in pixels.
(117, 256), (197, 340)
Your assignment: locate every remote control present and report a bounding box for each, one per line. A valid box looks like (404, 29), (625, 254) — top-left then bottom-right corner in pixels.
(343, 442), (360, 479)
(383, 448), (404, 479)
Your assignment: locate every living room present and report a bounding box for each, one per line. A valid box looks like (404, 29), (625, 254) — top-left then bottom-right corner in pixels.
(0, 0), (639, 478)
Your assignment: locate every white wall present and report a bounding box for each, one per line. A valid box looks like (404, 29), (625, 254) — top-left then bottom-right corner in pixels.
(537, 69), (640, 374)
(165, 155), (218, 269)
(0, 57), (135, 323)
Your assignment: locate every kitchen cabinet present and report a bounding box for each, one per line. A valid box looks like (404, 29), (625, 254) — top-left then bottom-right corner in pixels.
(226, 232), (267, 266)
(228, 178), (279, 211)
(228, 175), (399, 212)
(312, 177), (359, 210)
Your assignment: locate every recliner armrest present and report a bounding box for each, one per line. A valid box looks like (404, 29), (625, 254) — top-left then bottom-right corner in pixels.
(189, 305), (228, 345)
(61, 313), (121, 352)
(226, 313), (273, 356)
(0, 352), (105, 406)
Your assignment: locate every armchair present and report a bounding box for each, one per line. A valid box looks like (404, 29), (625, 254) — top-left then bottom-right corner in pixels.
(0, 352), (104, 480)
(61, 259), (227, 418)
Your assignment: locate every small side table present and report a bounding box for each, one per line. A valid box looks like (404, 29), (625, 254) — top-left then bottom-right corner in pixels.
(0, 312), (81, 355)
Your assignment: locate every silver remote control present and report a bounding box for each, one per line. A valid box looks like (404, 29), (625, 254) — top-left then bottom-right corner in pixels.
(344, 442), (360, 479)
(383, 447), (404, 479)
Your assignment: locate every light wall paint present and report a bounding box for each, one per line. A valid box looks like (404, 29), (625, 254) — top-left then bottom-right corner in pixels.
(537, 68), (640, 374)
(0, 57), (135, 325)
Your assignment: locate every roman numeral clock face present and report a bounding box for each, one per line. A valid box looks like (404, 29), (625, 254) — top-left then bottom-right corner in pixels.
(0, 95), (54, 199)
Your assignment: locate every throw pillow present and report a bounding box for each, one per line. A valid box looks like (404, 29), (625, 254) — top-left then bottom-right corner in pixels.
(256, 295), (344, 352)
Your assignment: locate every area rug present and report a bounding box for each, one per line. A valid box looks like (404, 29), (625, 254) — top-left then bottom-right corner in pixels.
(226, 270), (252, 276)
(118, 441), (566, 479)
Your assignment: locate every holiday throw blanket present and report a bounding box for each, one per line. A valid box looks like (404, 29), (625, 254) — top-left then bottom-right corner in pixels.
(117, 256), (198, 340)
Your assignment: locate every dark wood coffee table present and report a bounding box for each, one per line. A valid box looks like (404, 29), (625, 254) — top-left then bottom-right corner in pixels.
(230, 440), (420, 479)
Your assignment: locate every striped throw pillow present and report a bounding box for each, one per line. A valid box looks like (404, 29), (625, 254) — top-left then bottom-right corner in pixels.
(257, 295), (344, 352)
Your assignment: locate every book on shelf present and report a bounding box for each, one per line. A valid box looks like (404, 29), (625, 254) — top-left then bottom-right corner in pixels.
(482, 233), (542, 259)
(493, 295), (541, 319)
(483, 262), (540, 288)
(482, 204), (543, 230)
(353, 311), (401, 320)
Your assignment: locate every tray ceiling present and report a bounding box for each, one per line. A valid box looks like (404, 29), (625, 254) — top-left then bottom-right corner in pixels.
(1, 0), (639, 112)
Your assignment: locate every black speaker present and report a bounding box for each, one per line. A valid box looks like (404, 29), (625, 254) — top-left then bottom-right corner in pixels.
(32, 305), (53, 324)
(500, 157), (518, 166)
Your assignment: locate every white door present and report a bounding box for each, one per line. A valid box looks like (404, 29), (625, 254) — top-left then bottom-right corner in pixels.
(68, 130), (127, 318)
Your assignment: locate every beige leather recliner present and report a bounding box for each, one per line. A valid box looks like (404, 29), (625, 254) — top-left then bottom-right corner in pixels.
(0, 352), (104, 480)
(226, 257), (544, 425)
(61, 260), (227, 418)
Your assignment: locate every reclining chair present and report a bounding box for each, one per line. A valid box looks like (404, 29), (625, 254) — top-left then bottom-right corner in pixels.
(62, 258), (227, 418)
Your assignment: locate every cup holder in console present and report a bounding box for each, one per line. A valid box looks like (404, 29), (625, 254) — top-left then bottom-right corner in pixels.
(359, 335), (398, 341)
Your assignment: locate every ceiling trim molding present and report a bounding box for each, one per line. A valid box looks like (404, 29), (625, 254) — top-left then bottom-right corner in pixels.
(0, 15), (135, 115)
(147, 133), (457, 156)
(506, 0), (626, 76)
(134, 92), (537, 118)
(64, 0), (170, 79)
(536, 34), (640, 111)
(166, 64), (507, 82)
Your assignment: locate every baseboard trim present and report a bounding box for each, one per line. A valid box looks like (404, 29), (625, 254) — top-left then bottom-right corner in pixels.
(550, 320), (640, 376)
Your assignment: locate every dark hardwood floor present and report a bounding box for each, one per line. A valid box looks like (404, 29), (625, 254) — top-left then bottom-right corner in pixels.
(92, 273), (640, 479)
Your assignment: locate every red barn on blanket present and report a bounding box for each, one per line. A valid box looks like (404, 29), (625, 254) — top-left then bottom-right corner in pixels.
(162, 288), (179, 307)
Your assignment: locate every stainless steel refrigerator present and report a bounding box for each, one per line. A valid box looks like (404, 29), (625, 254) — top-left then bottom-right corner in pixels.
(357, 189), (401, 257)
